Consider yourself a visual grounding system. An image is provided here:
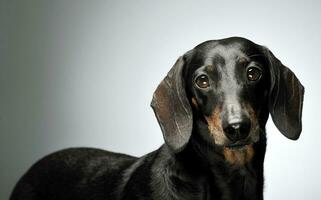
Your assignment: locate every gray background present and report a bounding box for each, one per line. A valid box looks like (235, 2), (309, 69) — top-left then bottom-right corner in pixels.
(1, 0), (320, 199)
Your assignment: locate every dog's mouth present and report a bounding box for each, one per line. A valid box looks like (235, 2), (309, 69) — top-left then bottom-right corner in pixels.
(224, 139), (252, 150)
(225, 142), (250, 149)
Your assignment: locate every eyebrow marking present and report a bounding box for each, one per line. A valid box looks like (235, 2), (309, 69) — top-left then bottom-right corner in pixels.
(239, 57), (249, 64)
(205, 65), (215, 72)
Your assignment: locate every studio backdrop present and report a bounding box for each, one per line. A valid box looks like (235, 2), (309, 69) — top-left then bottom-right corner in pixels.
(1, 0), (320, 199)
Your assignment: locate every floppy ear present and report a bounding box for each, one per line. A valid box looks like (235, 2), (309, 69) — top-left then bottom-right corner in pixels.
(265, 48), (304, 140)
(150, 56), (193, 153)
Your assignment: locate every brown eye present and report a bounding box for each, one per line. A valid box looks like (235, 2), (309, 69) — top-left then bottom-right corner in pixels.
(247, 67), (262, 81)
(195, 74), (210, 88)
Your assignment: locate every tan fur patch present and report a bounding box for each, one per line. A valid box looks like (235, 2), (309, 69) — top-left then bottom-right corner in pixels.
(245, 103), (257, 128)
(204, 107), (226, 145)
(243, 103), (260, 142)
(223, 145), (255, 166)
(191, 97), (198, 109)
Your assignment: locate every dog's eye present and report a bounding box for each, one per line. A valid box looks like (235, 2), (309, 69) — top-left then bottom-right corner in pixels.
(195, 75), (210, 88)
(247, 67), (262, 81)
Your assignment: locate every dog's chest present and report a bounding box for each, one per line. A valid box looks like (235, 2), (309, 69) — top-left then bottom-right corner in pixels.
(210, 167), (258, 200)
(160, 167), (258, 200)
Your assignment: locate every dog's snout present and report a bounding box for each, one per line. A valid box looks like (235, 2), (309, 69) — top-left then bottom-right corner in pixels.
(223, 118), (251, 142)
(221, 102), (252, 142)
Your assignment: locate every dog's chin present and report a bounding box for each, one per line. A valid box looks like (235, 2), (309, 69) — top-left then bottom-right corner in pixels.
(222, 132), (260, 151)
(219, 141), (256, 166)
(224, 141), (252, 150)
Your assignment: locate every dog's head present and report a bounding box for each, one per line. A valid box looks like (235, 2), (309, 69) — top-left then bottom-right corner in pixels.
(151, 37), (304, 157)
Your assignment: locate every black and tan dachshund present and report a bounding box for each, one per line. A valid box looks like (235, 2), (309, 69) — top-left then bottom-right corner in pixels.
(10, 37), (304, 200)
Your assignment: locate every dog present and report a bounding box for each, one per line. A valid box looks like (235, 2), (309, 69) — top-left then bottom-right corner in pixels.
(10, 37), (304, 200)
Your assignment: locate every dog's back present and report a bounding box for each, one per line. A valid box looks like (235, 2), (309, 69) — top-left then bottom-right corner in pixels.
(10, 148), (138, 200)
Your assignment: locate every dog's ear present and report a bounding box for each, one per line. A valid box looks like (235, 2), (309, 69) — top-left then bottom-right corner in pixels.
(264, 48), (304, 140)
(151, 56), (193, 153)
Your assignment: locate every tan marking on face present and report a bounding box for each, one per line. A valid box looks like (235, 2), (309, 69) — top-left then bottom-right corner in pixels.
(191, 97), (198, 109)
(204, 107), (227, 145)
(244, 103), (260, 142)
(223, 145), (255, 166)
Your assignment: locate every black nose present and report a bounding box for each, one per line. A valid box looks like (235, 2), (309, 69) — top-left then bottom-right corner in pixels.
(223, 120), (251, 142)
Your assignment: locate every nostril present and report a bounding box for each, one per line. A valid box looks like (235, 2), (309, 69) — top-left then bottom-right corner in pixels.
(223, 121), (251, 141)
(231, 123), (241, 131)
(240, 122), (251, 136)
(224, 123), (241, 136)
